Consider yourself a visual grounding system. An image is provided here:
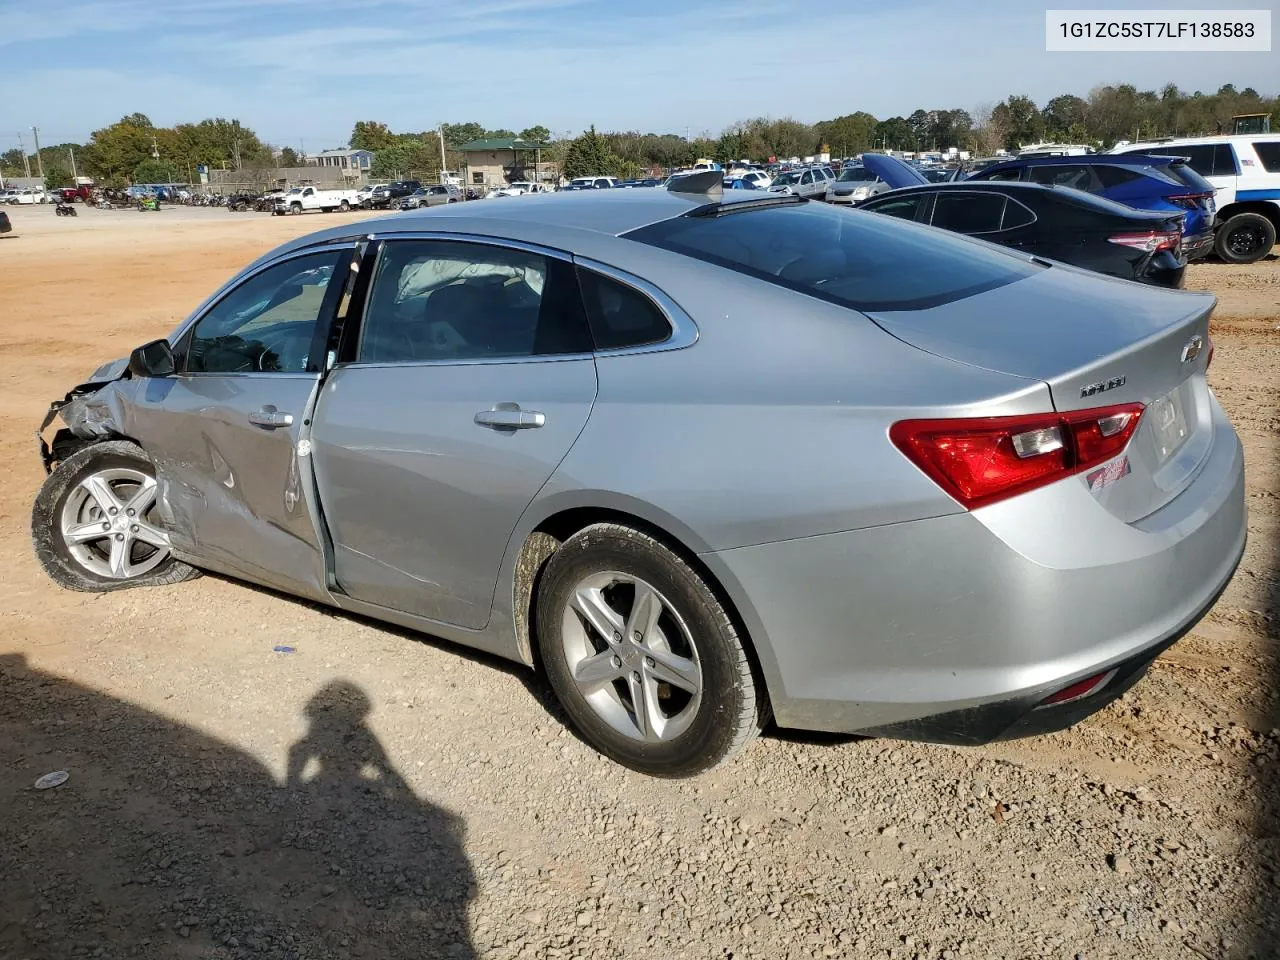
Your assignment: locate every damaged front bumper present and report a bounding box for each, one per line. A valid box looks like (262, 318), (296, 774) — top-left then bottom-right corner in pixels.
(37, 357), (130, 473)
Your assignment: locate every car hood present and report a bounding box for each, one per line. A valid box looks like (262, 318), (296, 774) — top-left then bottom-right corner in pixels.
(861, 153), (929, 189)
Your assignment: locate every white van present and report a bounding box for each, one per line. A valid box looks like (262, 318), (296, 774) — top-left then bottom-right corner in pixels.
(1111, 134), (1280, 263)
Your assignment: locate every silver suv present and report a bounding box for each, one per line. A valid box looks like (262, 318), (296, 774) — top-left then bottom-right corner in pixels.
(767, 166), (834, 199)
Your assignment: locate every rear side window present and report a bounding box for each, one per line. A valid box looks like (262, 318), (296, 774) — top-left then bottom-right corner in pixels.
(625, 201), (1038, 312)
(577, 269), (672, 350)
(1096, 165), (1143, 187)
(1253, 141), (1280, 173)
(1001, 199), (1036, 229)
(1141, 144), (1238, 177)
(865, 195), (926, 220)
(1027, 164), (1104, 193)
(931, 192), (1006, 233)
(1163, 162), (1217, 194)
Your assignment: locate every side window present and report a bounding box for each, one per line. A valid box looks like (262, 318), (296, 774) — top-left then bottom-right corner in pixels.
(801, 171), (813, 185)
(1096, 165), (1142, 187)
(1212, 144), (1239, 176)
(357, 240), (591, 363)
(864, 196), (925, 220)
(1254, 141), (1280, 173)
(577, 269), (672, 351)
(1000, 198), (1036, 229)
(1027, 164), (1103, 193)
(931, 192), (1007, 234)
(1154, 144), (1215, 177)
(185, 251), (345, 374)
(983, 169), (1022, 182)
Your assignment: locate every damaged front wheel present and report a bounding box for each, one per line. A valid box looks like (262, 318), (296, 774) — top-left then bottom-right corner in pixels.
(32, 440), (201, 592)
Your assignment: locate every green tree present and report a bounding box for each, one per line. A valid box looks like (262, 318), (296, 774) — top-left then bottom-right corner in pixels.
(441, 122), (486, 147)
(519, 125), (551, 143)
(563, 126), (620, 179)
(132, 158), (178, 184)
(990, 95), (1044, 148)
(370, 141), (439, 181)
(350, 121), (397, 151)
(1041, 94), (1088, 139)
(485, 128), (516, 139)
(872, 117), (913, 151)
(43, 162), (73, 189)
(278, 146), (299, 166)
(816, 112), (878, 156)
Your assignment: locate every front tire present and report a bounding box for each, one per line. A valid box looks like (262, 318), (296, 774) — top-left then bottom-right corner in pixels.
(535, 524), (766, 777)
(1214, 212), (1276, 264)
(339, 199), (350, 211)
(31, 440), (200, 593)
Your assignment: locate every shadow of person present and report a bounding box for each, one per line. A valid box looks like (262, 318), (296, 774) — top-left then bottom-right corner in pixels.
(0, 655), (476, 960)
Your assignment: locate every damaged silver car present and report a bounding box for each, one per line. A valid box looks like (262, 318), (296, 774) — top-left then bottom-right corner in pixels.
(32, 181), (1245, 776)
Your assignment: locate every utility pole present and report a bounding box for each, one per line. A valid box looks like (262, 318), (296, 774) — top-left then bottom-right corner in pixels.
(437, 125), (447, 173)
(151, 134), (160, 160)
(17, 132), (31, 178)
(69, 146), (78, 181)
(232, 139), (241, 170)
(31, 126), (45, 180)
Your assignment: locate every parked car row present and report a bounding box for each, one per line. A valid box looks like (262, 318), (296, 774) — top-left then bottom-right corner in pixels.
(0, 188), (50, 204)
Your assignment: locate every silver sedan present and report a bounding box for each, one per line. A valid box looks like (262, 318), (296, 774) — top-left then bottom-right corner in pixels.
(32, 177), (1245, 776)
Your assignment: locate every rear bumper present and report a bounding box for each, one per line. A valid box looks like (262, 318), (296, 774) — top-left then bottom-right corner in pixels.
(1184, 231), (1215, 260)
(707, 395), (1246, 738)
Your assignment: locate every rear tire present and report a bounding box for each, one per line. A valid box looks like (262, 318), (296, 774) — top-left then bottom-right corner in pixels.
(1214, 212), (1276, 264)
(339, 199), (350, 211)
(535, 523), (766, 777)
(32, 440), (201, 593)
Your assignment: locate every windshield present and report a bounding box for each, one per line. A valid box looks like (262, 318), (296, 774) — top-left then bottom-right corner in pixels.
(837, 167), (874, 183)
(625, 202), (1039, 312)
(771, 172), (800, 186)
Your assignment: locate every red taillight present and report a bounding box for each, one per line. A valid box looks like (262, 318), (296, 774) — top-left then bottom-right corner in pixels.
(1107, 230), (1181, 253)
(1039, 669), (1117, 707)
(1168, 192), (1213, 208)
(890, 403), (1144, 510)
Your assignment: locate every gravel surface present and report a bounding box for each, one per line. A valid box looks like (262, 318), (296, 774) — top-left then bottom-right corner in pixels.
(1, 212), (1277, 959)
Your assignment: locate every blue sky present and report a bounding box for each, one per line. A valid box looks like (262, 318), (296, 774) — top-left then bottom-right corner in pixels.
(0, 0), (1275, 152)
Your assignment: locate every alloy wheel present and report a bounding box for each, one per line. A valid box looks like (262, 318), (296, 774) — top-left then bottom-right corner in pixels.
(58, 467), (171, 580)
(560, 571), (703, 742)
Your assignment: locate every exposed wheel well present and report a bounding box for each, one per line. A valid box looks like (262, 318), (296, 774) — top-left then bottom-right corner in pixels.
(512, 508), (769, 708)
(1216, 201), (1280, 231)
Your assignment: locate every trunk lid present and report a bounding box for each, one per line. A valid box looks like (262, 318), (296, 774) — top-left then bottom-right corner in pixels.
(865, 263), (1217, 520)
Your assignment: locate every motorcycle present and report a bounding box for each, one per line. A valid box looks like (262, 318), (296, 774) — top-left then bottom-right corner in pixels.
(137, 195), (161, 212)
(94, 198), (113, 210)
(54, 200), (78, 217)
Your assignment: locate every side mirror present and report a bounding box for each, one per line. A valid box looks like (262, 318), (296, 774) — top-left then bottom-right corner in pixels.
(128, 338), (175, 378)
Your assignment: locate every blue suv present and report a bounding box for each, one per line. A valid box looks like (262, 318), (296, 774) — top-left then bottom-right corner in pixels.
(966, 154), (1217, 259)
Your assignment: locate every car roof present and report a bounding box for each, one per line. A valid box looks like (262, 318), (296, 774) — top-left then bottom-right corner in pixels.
(981, 153), (1180, 170)
(867, 180), (1174, 219)
(267, 187), (782, 261)
(1118, 133), (1273, 148)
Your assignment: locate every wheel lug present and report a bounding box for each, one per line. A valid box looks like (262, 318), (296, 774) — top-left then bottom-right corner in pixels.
(611, 656), (621, 668)
(645, 657), (655, 668)
(633, 631), (642, 642)
(130, 525), (139, 533)
(108, 507), (118, 515)
(101, 522), (110, 530)
(612, 631), (621, 642)
(126, 508), (136, 517)
(631, 672), (640, 683)
(114, 533), (125, 542)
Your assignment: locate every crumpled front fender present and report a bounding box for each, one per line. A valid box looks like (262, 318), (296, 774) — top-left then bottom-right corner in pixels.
(37, 357), (132, 473)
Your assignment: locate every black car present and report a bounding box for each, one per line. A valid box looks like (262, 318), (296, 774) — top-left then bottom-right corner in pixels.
(0, 209), (11, 234)
(369, 180), (422, 208)
(858, 182), (1187, 288)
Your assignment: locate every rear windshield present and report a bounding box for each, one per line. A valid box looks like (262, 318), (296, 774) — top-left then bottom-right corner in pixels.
(625, 201), (1039, 312)
(1162, 162), (1217, 194)
(837, 166), (874, 182)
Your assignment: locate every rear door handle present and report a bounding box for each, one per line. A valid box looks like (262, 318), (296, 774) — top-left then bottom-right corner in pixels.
(247, 406), (294, 429)
(474, 403), (545, 430)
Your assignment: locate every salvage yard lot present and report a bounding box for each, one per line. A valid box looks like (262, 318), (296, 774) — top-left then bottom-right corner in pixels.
(1, 207), (1277, 959)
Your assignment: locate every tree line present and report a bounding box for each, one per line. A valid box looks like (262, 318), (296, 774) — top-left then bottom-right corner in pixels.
(4, 83), (1274, 189)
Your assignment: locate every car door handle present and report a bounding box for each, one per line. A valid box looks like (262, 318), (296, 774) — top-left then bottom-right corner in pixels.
(247, 406), (294, 429)
(474, 404), (545, 430)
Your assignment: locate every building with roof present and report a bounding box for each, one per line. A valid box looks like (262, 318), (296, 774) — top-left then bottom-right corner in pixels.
(307, 148), (374, 175)
(460, 137), (554, 188)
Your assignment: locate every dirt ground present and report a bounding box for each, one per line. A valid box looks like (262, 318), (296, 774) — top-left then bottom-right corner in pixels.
(1, 204), (1277, 960)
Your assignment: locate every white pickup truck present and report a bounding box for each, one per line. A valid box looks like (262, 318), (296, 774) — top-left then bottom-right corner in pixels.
(272, 185), (361, 215)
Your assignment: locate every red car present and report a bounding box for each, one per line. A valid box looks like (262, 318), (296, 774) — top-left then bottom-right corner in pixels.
(57, 185), (94, 203)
